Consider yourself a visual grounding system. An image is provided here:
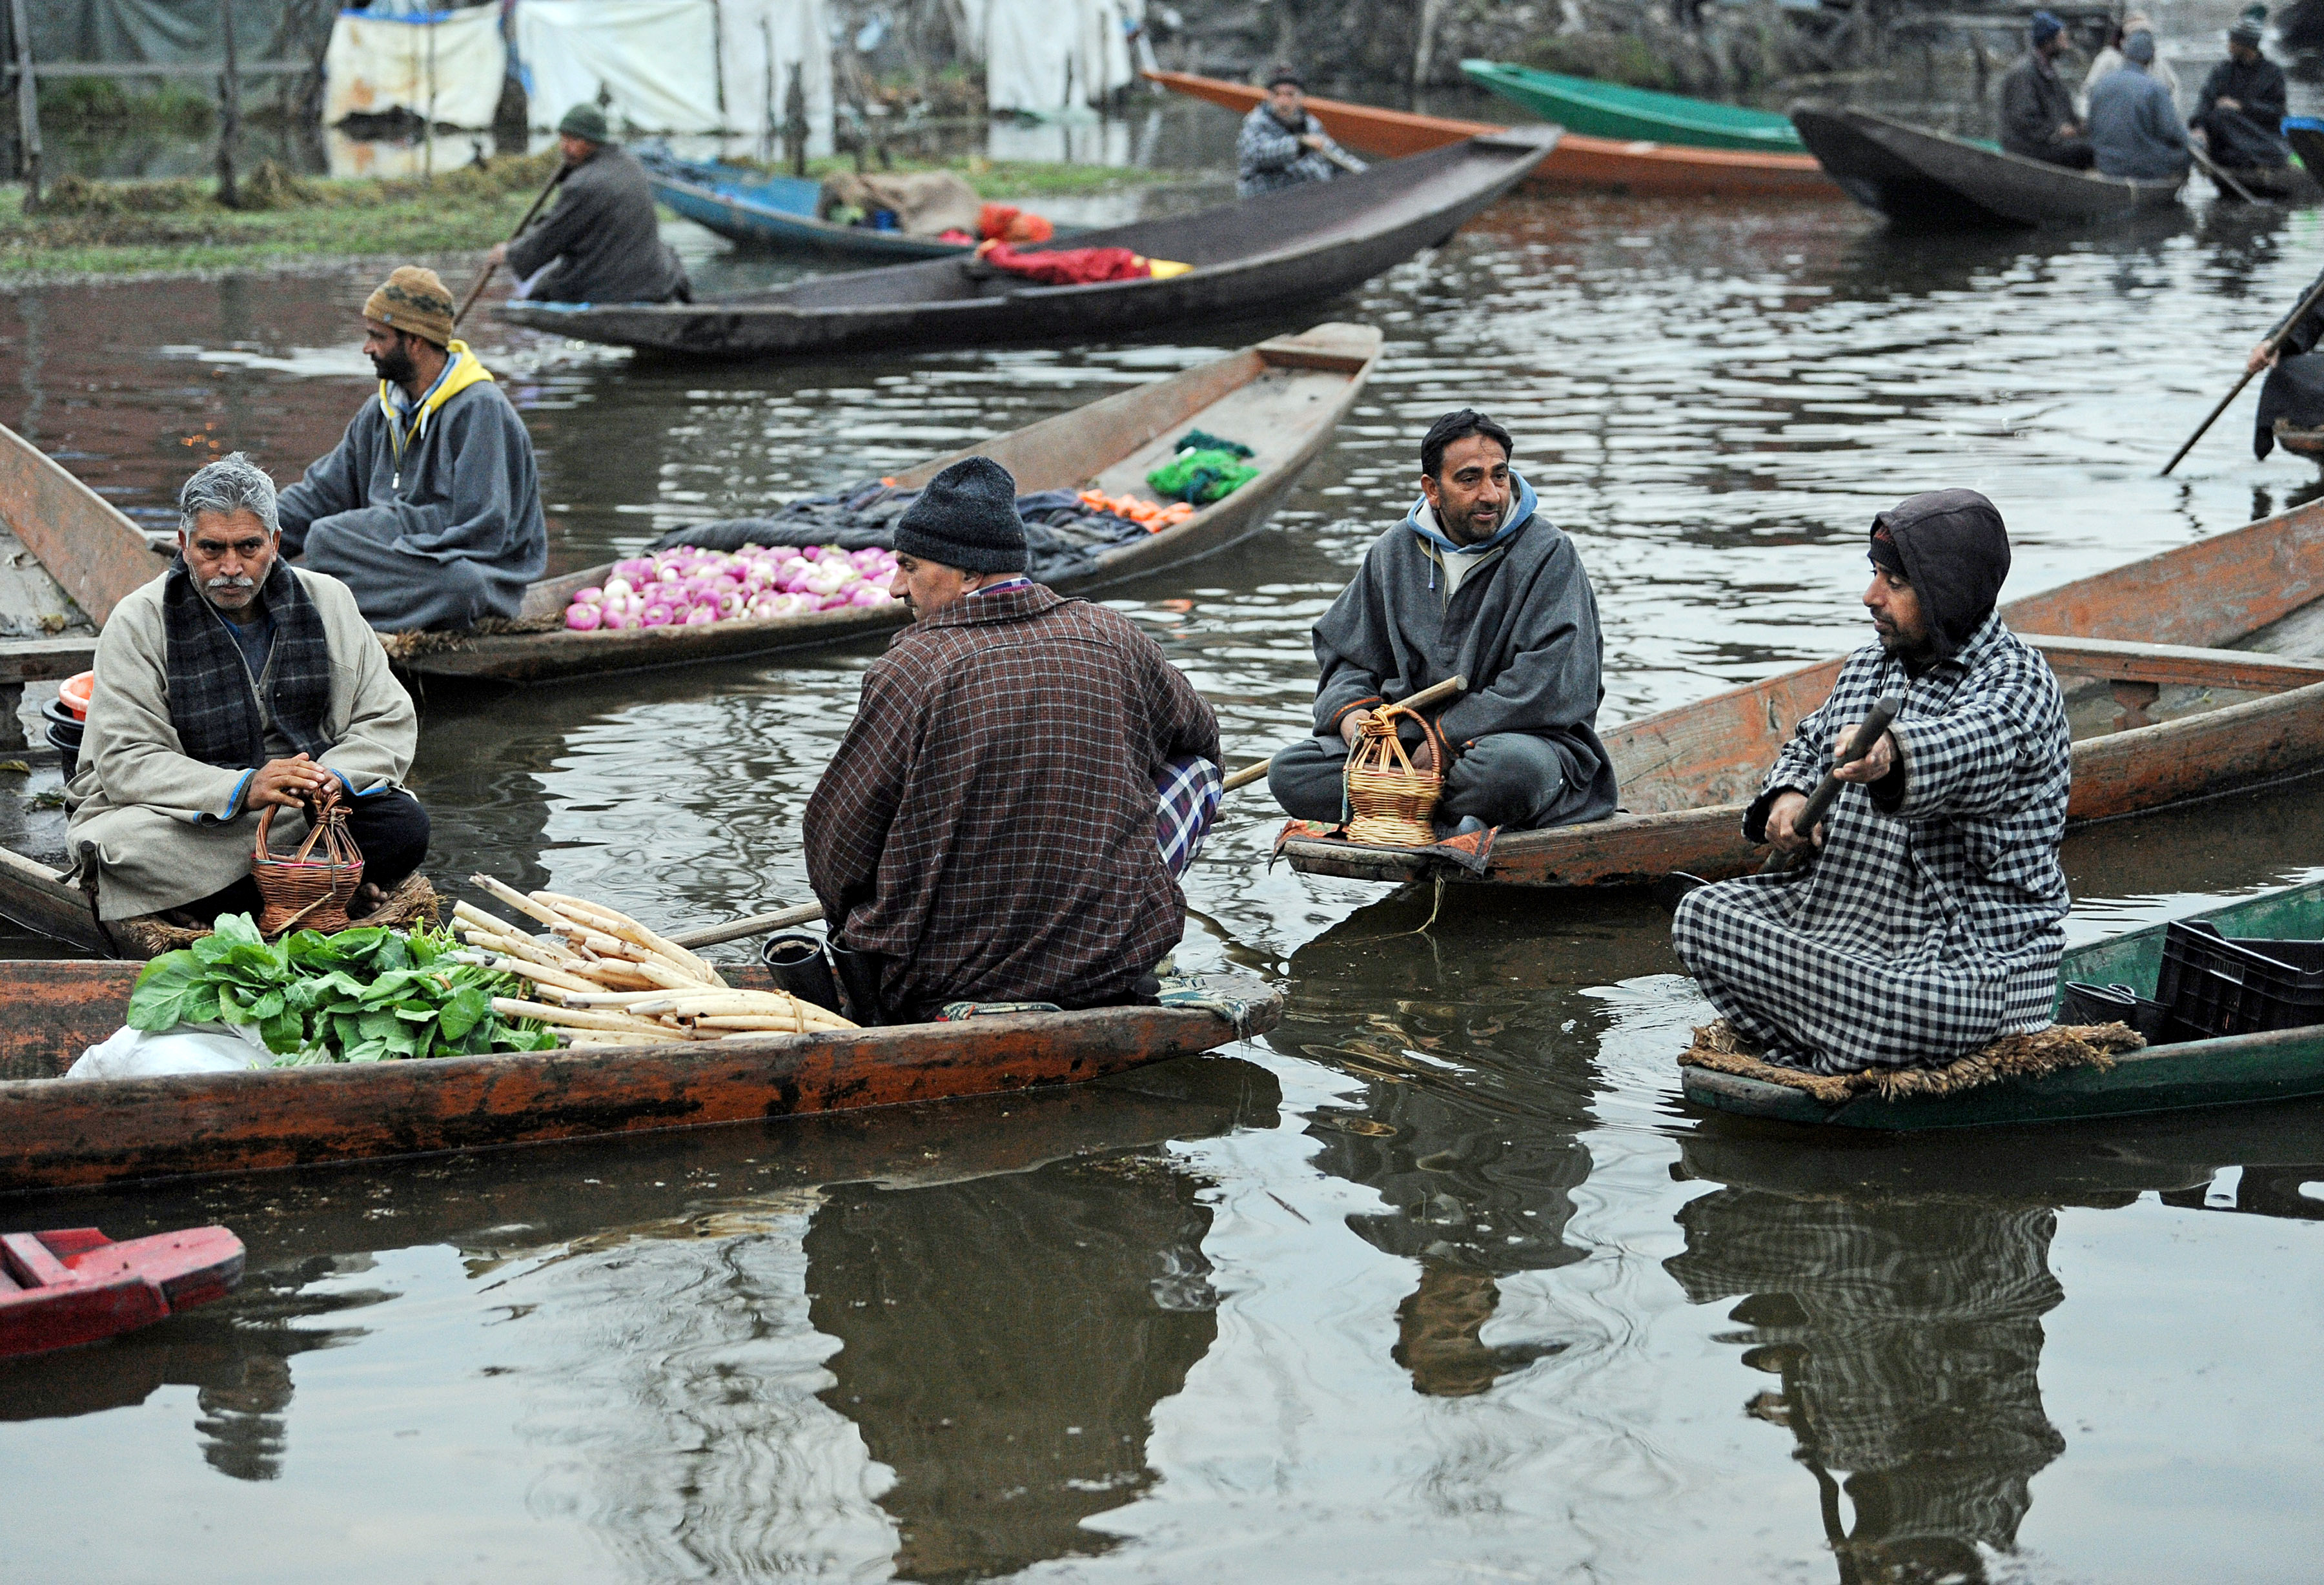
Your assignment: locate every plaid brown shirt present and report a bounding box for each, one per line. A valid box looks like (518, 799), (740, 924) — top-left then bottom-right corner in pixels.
(803, 583), (1219, 1020)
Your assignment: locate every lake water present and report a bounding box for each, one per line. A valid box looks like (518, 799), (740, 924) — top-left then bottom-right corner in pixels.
(4, 91), (2323, 1584)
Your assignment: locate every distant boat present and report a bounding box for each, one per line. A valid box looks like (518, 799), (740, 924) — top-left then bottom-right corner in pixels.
(1790, 105), (2186, 227)
(1461, 59), (1806, 152)
(1143, 68), (1837, 199)
(637, 149), (984, 261)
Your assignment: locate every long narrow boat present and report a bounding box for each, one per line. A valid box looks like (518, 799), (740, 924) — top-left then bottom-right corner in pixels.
(1280, 494), (2324, 887)
(1462, 59), (1805, 152)
(1682, 880), (2324, 1129)
(1791, 105), (2186, 227)
(638, 150), (988, 261)
(1142, 68), (1836, 199)
(391, 322), (1381, 682)
(496, 130), (1555, 356)
(0, 959), (1281, 1192)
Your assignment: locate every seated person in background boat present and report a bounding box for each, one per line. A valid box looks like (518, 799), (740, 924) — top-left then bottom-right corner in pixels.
(484, 103), (690, 305)
(1266, 410), (1619, 835)
(1999, 12), (2096, 170)
(2087, 31), (2192, 181)
(2078, 11), (2179, 119)
(2190, 12), (2290, 171)
(801, 458), (1222, 1023)
(273, 266), (548, 633)
(1238, 64), (1363, 198)
(66, 455), (429, 931)
(2243, 271), (2324, 457)
(1669, 491), (2072, 1076)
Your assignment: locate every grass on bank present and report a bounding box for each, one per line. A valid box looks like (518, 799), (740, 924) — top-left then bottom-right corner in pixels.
(0, 150), (1191, 280)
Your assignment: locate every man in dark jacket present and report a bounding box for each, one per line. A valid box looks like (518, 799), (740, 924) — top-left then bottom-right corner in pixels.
(2191, 14), (2290, 170)
(274, 266), (547, 631)
(1267, 410), (1618, 835)
(487, 103), (689, 305)
(802, 458), (1221, 1023)
(1237, 64), (1361, 198)
(1999, 11), (2095, 169)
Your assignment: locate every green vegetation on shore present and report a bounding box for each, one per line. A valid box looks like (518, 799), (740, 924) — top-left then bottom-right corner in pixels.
(0, 150), (1190, 281)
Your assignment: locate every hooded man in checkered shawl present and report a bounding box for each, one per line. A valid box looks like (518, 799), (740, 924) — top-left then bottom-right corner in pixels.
(1670, 491), (2072, 1074)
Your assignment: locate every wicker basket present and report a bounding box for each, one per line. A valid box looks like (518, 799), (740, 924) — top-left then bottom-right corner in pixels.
(253, 786), (366, 936)
(1343, 704), (1447, 846)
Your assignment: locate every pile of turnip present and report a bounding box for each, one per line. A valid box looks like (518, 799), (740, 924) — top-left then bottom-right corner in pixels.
(564, 544), (901, 631)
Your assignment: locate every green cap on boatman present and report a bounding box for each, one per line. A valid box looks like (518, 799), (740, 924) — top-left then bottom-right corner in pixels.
(1671, 490), (2074, 1079)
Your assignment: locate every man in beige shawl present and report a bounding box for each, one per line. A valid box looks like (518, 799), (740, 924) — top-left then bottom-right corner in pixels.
(67, 454), (429, 932)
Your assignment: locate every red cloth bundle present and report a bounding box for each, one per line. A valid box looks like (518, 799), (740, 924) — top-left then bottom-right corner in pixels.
(978, 203), (1055, 244)
(975, 241), (1152, 285)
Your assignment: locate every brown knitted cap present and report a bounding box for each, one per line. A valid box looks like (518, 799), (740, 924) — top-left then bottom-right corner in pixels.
(362, 265), (455, 346)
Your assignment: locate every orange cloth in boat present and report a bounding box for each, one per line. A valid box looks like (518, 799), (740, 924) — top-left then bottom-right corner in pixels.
(973, 240), (1192, 285)
(978, 203), (1055, 244)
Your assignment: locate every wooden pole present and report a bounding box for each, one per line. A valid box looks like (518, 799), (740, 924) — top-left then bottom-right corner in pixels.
(1762, 695), (1902, 874)
(6, 0), (36, 214)
(2189, 143), (2258, 203)
(216, 0), (240, 209)
(452, 160), (569, 328)
(2163, 267), (2324, 475)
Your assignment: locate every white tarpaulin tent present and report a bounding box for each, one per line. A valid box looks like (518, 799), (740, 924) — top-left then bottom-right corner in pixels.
(966, 0), (1140, 114)
(323, 7), (507, 129)
(512, 0), (831, 146)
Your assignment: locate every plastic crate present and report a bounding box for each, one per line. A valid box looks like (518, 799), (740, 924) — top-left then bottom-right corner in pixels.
(2155, 921), (2324, 1043)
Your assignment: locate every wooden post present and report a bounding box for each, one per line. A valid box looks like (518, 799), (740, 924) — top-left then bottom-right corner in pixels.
(760, 15), (775, 165)
(782, 61), (808, 177)
(215, 0), (240, 209)
(8, 0), (38, 214)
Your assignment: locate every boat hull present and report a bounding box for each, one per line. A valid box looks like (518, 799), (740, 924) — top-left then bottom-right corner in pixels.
(0, 960), (1281, 1192)
(1462, 58), (1804, 152)
(497, 132), (1555, 357)
(640, 154), (981, 260)
(1791, 105), (2185, 227)
(1682, 880), (2324, 1128)
(1143, 68), (1835, 198)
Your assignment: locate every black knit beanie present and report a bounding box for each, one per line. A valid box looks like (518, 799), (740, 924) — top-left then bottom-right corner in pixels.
(892, 456), (1029, 575)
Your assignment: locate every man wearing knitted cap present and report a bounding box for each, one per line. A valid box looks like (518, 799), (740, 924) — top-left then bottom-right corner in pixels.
(1669, 491), (2072, 1074)
(2192, 10), (2290, 172)
(273, 265), (547, 631)
(1999, 11), (2095, 169)
(485, 103), (688, 306)
(801, 457), (1223, 1023)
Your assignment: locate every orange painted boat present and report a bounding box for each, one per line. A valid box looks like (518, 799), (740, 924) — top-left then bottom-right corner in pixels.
(1278, 498), (2324, 887)
(1145, 68), (1838, 199)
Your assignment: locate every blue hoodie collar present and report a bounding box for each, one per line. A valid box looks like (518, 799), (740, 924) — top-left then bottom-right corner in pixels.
(1405, 471), (1538, 558)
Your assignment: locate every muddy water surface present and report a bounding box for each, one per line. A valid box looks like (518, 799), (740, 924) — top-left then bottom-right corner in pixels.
(3, 112), (2323, 1583)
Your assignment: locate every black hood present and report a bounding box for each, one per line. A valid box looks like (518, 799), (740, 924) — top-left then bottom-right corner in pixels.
(1869, 489), (2011, 662)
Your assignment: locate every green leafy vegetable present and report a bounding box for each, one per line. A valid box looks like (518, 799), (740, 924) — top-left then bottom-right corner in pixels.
(126, 914), (558, 1065)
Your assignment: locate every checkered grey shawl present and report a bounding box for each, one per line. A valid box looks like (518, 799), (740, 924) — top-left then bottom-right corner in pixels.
(161, 556), (335, 770)
(1671, 613), (2071, 1074)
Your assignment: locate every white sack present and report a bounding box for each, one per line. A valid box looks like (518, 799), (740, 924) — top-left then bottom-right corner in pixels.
(323, 8), (509, 130)
(68, 1023), (272, 1081)
(515, 0), (724, 134)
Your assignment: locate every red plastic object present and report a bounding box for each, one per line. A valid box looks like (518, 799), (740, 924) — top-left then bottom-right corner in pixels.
(0, 1226), (244, 1358)
(57, 671), (92, 722)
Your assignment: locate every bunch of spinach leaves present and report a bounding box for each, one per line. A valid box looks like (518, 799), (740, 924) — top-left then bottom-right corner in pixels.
(127, 913), (558, 1065)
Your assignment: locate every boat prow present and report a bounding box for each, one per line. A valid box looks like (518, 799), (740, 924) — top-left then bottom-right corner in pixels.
(1790, 104), (2186, 227)
(0, 1225), (244, 1356)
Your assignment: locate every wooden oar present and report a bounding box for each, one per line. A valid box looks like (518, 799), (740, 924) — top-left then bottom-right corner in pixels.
(2161, 265), (2324, 474)
(1320, 143), (1367, 176)
(666, 675), (1471, 949)
(2190, 143), (2260, 204)
(1762, 694), (1904, 874)
(453, 161), (570, 330)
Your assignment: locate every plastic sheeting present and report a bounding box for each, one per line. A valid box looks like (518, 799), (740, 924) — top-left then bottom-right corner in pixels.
(515, 0), (722, 133)
(26, 0), (306, 69)
(717, 0), (835, 155)
(323, 8), (507, 129)
(969, 0), (1141, 113)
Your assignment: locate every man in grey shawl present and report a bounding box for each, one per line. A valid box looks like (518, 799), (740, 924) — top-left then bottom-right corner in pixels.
(1671, 491), (2072, 1075)
(1267, 410), (1619, 835)
(486, 103), (689, 305)
(67, 454), (429, 932)
(274, 265), (547, 631)
(1238, 64), (1363, 198)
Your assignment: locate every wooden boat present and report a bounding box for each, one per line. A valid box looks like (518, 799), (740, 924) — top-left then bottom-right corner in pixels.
(638, 149), (990, 261)
(394, 322), (1381, 682)
(1142, 68), (1838, 199)
(1682, 879), (2324, 1129)
(0, 1225), (243, 1356)
(1790, 104), (2186, 227)
(0, 957), (1280, 1192)
(496, 130), (1556, 357)
(2208, 159), (2323, 204)
(2276, 420), (2324, 463)
(1461, 59), (1805, 152)
(1279, 493), (2324, 888)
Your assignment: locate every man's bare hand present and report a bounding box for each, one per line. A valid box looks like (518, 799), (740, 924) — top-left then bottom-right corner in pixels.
(1339, 708), (1376, 749)
(1298, 133), (1329, 151)
(249, 753), (331, 810)
(485, 241), (508, 267)
(1765, 790), (1822, 854)
(1411, 736), (1436, 772)
(1830, 724), (1897, 784)
(2248, 339), (2281, 376)
(2219, 96), (2244, 112)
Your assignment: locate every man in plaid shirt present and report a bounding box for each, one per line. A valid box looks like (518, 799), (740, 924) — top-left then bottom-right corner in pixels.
(802, 458), (1221, 1023)
(1671, 491), (2072, 1074)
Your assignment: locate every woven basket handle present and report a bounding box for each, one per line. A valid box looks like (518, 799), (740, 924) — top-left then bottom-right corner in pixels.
(1359, 702), (1450, 773)
(252, 781), (349, 866)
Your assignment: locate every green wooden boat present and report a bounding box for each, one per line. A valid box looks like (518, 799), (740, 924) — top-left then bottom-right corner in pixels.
(1682, 880), (2324, 1129)
(1460, 59), (1806, 153)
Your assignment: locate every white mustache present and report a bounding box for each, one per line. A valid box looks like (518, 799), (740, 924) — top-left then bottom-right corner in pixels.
(205, 574), (256, 590)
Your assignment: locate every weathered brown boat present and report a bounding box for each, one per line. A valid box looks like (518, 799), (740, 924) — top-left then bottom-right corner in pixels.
(1281, 496), (2324, 887)
(0, 959), (1279, 1193)
(1792, 104), (2186, 227)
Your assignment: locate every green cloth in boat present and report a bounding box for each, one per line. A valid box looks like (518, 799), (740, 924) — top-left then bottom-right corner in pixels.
(1679, 1017), (2145, 1105)
(1148, 449), (1259, 506)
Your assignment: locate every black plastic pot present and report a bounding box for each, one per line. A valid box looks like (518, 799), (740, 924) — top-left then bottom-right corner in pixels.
(760, 931), (843, 1014)
(41, 697), (84, 784)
